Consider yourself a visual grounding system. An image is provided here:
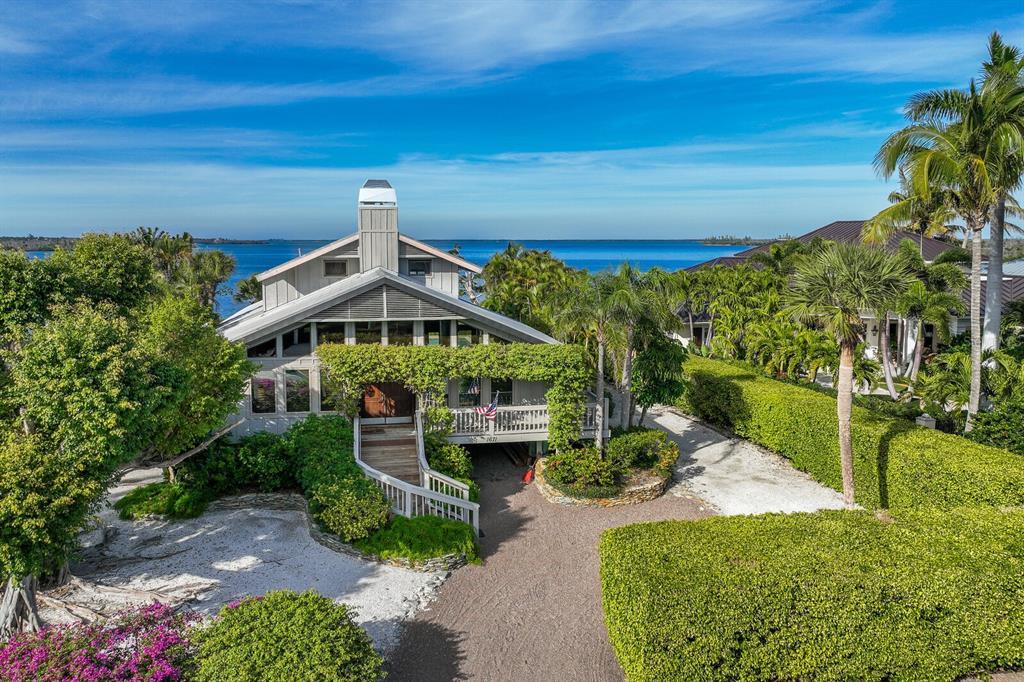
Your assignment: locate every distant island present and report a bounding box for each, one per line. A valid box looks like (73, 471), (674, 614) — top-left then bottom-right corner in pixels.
(701, 235), (787, 246)
(0, 236), (269, 251)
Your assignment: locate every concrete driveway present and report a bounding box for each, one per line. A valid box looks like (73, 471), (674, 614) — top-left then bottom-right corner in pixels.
(644, 405), (846, 515)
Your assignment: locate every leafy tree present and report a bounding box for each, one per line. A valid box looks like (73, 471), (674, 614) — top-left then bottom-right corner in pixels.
(0, 251), (57, 346)
(48, 234), (157, 313)
(233, 274), (263, 304)
(482, 243), (584, 334)
(632, 332), (686, 424)
(787, 243), (910, 507)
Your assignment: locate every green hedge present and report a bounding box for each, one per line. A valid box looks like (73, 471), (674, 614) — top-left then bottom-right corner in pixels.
(678, 357), (1024, 509)
(354, 515), (481, 565)
(600, 508), (1024, 682)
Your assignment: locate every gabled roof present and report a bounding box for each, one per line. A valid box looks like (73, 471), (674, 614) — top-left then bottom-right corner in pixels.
(256, 234), (359, 282)
(219, 267), (555, 345)
(398, 235), (482, 273)
(734, 220), (954, 262)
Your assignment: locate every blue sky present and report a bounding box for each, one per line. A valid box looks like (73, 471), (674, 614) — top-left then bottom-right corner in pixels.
(1, 1), (1022, 239)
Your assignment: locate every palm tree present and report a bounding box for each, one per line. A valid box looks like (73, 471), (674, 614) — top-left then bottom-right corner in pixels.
(234, 274), (263, 304)
(787, 243), (910, 507)
(607, 263), (660, 429)
(896, 280), (965, 382)
(980, 33), (1024, 351)
(876, 75), (1022, 429)
(863, 168), (956, 254)
(747, 239), (807, 275)
(181, 249), (236, 310)
(554, 271), (619, 451)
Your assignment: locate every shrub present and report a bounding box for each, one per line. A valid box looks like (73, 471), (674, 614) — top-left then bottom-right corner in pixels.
(0, 602), (199, 681)
(544, 446), (623, 498)
(968, 395), (1024, 456)
(193, 590), (384, 682)
(237, 431), (295, 491)
(113, 481), (209, 520)
(355, 514), (480, 564)
(677, 356), (1024, 509)
(178, 441), (249, 497)
(287, 414), (359, 490)
(606, 428), (679, 474)
(310, 476), (390, 542)
(425, 434), (473, 480)
(600, 508), (1024, 682)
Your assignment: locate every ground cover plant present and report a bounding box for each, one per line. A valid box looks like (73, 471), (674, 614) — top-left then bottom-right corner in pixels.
(677, 356), (1024, 509)
(600, 508), (1024, 682)
(354, 515), (481, 564)
(193, 591), (383, 682)
(544, 428), (678, 498)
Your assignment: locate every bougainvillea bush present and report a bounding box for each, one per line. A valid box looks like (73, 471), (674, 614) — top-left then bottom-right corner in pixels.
(0, 603), (199, 682)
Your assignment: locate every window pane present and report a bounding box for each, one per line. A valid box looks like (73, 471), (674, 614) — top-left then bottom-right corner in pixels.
(247, 338), (277, 358)
(408, 259), (432, 276)
(282, 324), (311, 357)
(285, 370), (310, 412)
(387, 321), (414, 346)
(491, 378), (513, 406)
(424, 320), (449, 346)
(324, 260), (347, 277)
(354, 321), (382, 344)
(458, 377), (481, 407)
(319, 370), (346, 412)
(317, 322), (347, 345)
(456, 321), (481, 347)
(251, 372), (276, 413)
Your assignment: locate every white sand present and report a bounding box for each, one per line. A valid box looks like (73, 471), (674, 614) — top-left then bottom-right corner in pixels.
(67, 471), (446, 651)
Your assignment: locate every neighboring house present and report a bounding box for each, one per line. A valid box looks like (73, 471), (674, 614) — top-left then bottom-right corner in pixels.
(218, 179), (604, 447)
(680, 220), (1024, 367)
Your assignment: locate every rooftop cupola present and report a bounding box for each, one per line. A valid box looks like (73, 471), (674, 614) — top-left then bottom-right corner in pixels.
(357, 179), (399, 272)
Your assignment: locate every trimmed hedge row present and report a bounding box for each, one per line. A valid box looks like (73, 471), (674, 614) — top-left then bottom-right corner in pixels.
(677, 356), (1024, 509)
(600, 508), (1024, 682)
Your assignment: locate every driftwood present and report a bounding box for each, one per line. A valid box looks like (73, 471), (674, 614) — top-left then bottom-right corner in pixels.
(33, 575), (209, 627)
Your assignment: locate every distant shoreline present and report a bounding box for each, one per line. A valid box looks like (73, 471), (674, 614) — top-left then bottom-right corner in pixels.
(1, 235), (776, 251)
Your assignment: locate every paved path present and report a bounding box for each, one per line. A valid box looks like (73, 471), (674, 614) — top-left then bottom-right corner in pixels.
(645, 405), (846, 515)
(387, 450), (711, 681)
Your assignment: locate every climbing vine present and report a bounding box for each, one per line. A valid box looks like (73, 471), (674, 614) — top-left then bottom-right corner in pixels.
(315, 343), (591, 451)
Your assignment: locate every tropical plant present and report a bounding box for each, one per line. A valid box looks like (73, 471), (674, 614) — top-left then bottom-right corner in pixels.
(863, 168), (957, 252)
(481, 243), (584, 334)
(746, 239), (808, 275)
(233, 274), (263, 304)
(786, 243), (910, 507)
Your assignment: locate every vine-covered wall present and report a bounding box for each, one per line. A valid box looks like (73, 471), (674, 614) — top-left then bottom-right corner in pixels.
(315, 343), (591, 451)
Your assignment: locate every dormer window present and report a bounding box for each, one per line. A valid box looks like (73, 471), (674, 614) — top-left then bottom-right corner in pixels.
(408, 259), (432, 277)
(324, 260), (348, 278)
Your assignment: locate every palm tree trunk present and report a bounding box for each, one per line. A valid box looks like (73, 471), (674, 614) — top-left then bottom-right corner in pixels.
(687, 311), (695, 346)
(621, 327), (635, 429)
(836, 342), (856, 508)
(595, 330), (606, 453)
(966, 219), (984, 431)
(983, 195), (1005, 351)
(880, 314), (898, 399)
(910, 319), (924, 383)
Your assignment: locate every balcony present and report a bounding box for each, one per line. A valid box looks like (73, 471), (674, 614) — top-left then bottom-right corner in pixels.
(448, 400), (609, 444)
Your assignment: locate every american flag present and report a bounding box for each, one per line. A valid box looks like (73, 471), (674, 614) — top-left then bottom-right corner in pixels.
(474, 393), (499, 420)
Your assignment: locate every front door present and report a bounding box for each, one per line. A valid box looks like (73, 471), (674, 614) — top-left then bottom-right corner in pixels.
(361, 382), (415, 423)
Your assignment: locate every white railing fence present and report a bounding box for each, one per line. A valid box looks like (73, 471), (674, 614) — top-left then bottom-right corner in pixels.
(415, 411), (473, 501)
(354, 415), (479, 535)
(451, 399), (608, 437)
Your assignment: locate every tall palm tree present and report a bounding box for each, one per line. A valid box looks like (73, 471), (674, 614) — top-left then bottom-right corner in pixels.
(979, 33), (1024, 351)
(863, 168), (956, 254)
(607, 263), (659, 429)
(787, 243), (910, 507)
(554, 271), (619, 451)
(876, 75), (1022, 429)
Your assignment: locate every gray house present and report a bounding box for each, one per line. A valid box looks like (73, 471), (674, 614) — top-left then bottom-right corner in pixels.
(218, 180), (605, 531)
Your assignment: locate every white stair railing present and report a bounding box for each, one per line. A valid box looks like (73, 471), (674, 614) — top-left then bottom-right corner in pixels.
(354, 416), (479, 535)
(414, 412), (472, 501)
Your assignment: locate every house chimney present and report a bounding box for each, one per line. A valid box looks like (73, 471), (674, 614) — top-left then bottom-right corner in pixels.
(357, 179), (399, 272)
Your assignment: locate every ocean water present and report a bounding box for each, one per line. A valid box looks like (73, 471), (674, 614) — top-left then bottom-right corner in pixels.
(33, 239), (745, 316)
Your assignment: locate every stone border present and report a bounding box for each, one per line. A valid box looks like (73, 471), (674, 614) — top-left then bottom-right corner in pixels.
(533, 458), (671, 507)
(206, 493), (468, 573)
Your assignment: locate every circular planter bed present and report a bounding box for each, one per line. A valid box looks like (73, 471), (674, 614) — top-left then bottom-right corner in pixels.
(533, 458), (671, 507)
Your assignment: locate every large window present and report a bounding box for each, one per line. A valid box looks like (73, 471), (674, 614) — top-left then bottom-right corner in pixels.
(251, 372), (276, 413)
(247, 338), (277, 358)
(317, 322), (347, 345)
(408, 259), (432, 276)
(324, 260), (347, 277)
(387, 321), (414, 346)
(354, 321), (382, 344)
(491, 378), (513, 406)
(285, 369), (310, 412)
(458, 377), (482, 407)
(319, 370), (346, 412)
(282, 324), (311, 357)
(424, 320), (450, 346)
(456, 321), (482, 347)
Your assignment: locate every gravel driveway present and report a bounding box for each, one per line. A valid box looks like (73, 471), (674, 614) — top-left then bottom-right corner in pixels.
(645, 405), (846, 515)
(387, 450), (711, 681)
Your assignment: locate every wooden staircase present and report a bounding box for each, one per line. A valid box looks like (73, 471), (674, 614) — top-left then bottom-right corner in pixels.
(358, 423), (421, 484)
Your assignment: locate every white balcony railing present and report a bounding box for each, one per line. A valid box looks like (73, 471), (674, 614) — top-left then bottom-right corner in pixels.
(449, 400), (607, 443)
